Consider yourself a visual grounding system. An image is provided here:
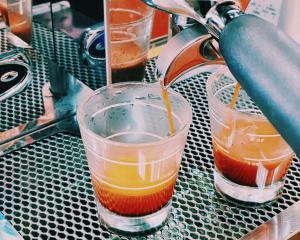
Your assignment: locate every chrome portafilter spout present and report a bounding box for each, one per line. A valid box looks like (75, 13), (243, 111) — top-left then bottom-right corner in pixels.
(143, 0), (300, 156)
(143, 0), (240, 39)
(142, 0), (243, 87)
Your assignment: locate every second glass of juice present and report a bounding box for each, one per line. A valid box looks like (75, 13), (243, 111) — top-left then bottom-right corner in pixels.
(207, 65), (294, 206)
(108, 0), (154, 83)
(0, 0), (9, 25)
(7, 0), (32, 48)
(77, 83), (192, 233)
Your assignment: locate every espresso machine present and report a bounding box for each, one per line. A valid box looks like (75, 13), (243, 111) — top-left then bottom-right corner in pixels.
(1, 0), (300, 239)
(1, 0), (300, 160)
(140, 0), (300, 158)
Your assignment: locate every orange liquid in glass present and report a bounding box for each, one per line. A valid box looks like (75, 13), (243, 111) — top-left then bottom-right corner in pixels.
(0, 3), (8, 25)
(91, 163), (177, 216)
(229, 83), (241, 109)
(240, 0), (251, 10)
(8, 11), (32, 44)
(90, 83), (178, 216)
(162, 88), (176, 136)
(213, 120), (293, 187)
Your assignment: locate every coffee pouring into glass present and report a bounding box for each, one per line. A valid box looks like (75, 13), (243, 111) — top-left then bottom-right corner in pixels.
(141, 0), (300, 157)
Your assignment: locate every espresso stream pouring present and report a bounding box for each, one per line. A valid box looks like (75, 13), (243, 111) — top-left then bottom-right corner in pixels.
(142, 0), (300, 157)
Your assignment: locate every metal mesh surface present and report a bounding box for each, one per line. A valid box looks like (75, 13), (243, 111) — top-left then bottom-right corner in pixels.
(2, 71), (300, 240)
(0, 29), (46, 131)
(31, 23), (107, 90)
(2, 60), (300, 240)
(0, 22), (106, 131)
(2, 3), (300, 239)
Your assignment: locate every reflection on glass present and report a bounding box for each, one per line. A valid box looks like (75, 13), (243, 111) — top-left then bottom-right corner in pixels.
(7, 0), (32, 48)
(0, 0), (9, 25)
(108, 0), (154, 83)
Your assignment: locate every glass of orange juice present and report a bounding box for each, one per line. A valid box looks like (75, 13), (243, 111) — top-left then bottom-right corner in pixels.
(207, 65), (294, 206)
(0, 0), (8, 26)
(77, 82), (192, 233)
(7, 0), (32, 48)
(239, 0), (251, 11)
(108, 0), (154, 84)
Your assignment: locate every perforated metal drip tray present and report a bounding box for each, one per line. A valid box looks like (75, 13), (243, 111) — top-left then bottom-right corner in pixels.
(2, 77), (300, 240)
(2, 25), (300, 240)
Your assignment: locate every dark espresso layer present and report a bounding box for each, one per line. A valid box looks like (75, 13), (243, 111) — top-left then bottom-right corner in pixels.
(111, 41), (147, 83)
(112, 60), (146, 83)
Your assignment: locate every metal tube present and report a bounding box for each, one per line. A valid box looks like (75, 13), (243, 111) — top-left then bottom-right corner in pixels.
(103, 0), (112, 85)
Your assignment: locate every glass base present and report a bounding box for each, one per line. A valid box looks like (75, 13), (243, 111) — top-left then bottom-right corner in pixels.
(97, 200), (171, 234)
(214, 170), (283, 207)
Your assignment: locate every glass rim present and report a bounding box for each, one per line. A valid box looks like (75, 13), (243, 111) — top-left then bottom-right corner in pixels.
(206, 64), (269, 120)
(109, 8), (154, 28)
(77, 82), (193, 148)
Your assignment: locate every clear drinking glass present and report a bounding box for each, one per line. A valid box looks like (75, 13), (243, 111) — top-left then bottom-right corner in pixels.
(7, 0), (32, 48)
(77, 82), (192, 233)
(207, 65), (294, 206)
(108, 0), (154, 83)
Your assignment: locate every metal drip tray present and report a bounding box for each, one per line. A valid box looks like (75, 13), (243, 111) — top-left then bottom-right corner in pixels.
(242, 201), (300, 240)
